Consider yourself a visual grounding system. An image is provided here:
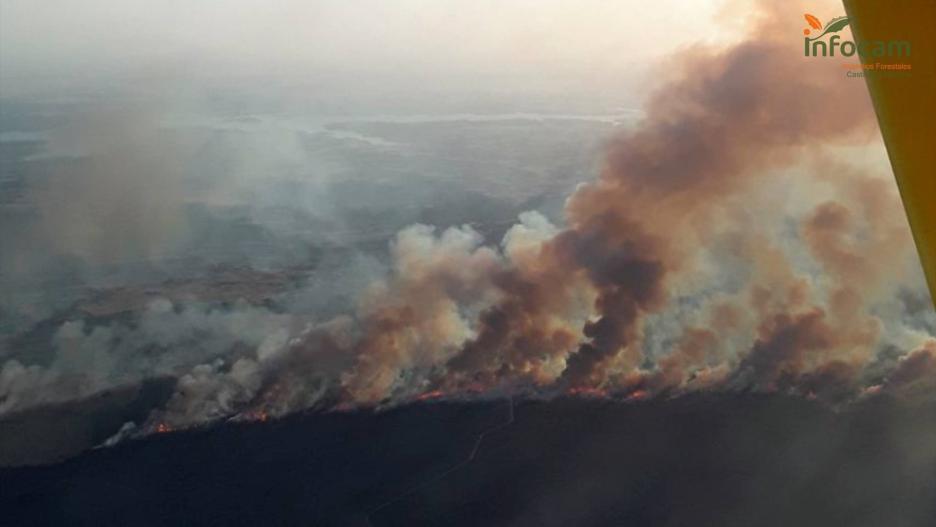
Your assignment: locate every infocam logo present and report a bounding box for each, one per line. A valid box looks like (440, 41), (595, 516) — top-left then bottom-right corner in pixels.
(802, 13), (911, 58)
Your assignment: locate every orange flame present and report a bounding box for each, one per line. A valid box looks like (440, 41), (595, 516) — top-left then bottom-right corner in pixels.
(415, 389), (445, 401)
(568, 386), (608, 398)
(244, 411), (270, 422)
(624, 390), (649, 402)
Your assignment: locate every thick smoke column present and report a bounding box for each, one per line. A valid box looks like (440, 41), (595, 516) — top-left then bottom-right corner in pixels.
(9, 0), (930, 435)
(137, 0), (935, 430)
(148, 0), (928, 424)
(325, 0), (905, 405)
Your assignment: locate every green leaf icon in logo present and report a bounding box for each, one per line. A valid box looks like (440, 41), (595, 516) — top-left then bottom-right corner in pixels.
(809, 16), (850, 40)
(824, 17), (850, 33)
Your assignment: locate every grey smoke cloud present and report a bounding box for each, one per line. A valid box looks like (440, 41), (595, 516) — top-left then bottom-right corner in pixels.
(32, 108), (189, 265)
(0, 298), (300, 416)
(1, 0), (934, 460)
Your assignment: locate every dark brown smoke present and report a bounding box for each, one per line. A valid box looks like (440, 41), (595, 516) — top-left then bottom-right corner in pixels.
(881, 340), (936, 398)
(421, 0), (881, 394)
(135, 0), (931, 429)
(325, 0), (929, 408)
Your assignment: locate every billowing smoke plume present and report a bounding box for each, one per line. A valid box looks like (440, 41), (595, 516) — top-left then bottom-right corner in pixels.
(320, 0), (930, 408)
(308, 0), (929, 409)
(4, 0), (934, 437)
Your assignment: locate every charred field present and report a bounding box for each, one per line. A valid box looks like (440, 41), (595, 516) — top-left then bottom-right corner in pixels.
(2, 394), (935, 527)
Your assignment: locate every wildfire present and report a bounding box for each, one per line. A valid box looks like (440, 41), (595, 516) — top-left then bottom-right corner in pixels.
(155, 423), (172, 434)
(624, 389), (649, 402)
(243, 411), (270, 422)
(415, 390), (445, 402)
(568, 386), (608, 398)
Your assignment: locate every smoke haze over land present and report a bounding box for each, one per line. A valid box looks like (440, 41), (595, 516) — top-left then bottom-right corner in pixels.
(0, 0), (934, 471)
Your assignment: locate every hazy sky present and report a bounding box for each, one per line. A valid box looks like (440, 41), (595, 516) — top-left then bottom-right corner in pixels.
(0, 0), (729, 99)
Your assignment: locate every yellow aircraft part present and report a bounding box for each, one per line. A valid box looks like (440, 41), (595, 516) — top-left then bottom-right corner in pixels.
(843, 0), (936, 304)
